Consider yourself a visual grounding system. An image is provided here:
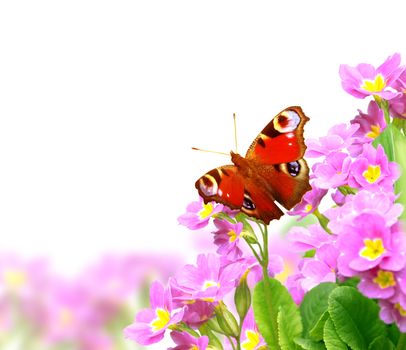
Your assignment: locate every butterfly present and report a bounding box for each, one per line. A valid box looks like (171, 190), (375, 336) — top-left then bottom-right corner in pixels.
(195, 106), (311, 224)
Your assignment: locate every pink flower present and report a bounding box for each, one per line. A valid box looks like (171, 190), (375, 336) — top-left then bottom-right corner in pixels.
(124, 281), (184, 345)
(337, 213), (406, 277)
(171, 254), (242, 303)
(169, 331), (209, 350)
(288, 224), (333, 252)
(239, 308), (266, 350)
(349, 101), (387, 156)
(181, 300), (215, 328)
(306, 123), (359, 158)
(288, 184), (327, 219)
(348, 144), (400, 191)
(339, 53), (405, 100)
(312, 152), (352, 189)
(325, 190), (402, 234)
(358, 267), (406, 300)
(178, 197), (223, 230)
(212, 219), (243, 259)
(389, 70), (406, 118)
(380, 297), (406, 332)
(286, 273), (306, 304)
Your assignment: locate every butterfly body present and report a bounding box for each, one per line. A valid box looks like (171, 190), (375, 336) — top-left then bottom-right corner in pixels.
(195, 107), (311, 224)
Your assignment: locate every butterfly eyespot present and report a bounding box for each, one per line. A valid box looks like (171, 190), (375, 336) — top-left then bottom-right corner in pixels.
(243, 193), (256, 210)
(198, 175), (218, 197)
(273, 110), (300, 133)
(287, 161), (300, 177)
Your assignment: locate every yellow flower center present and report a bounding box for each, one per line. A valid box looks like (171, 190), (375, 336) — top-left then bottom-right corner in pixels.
(150, 308), (171, 332)
(190, 346), (199, 350)
(242, 330), (260, 350)
(58, 308), (74, 328)
(275, 261), (293, 284)
(395, 303), (406, 317)
(199, 202), (214, 219)
(228, 229), (237, 243)
(373, 270), (396, 289)
(366, 124), (381, 139)
(304, 204), (313, 213)
(359, 238), (386, 261)
(3, 269), (27, 289)
(203, 280), (220, 290)
(362, 165), (381, 184)
(361, 73), (386, 93)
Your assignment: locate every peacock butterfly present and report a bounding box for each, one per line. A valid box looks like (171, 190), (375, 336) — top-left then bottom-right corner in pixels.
(195, 106), (311, 224)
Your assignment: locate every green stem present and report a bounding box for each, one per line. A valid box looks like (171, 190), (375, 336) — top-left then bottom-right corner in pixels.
(226, 335), (237, 350)
(397, 333), (406, 350)
(313, 208), (332, 234)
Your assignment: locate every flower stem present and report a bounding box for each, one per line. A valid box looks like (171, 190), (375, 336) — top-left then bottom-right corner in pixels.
(397, 333), (406, 350)
(313, 208), (332, 234)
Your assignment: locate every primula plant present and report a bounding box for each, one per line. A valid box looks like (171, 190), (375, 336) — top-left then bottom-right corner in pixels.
(125, 53), (406, 349)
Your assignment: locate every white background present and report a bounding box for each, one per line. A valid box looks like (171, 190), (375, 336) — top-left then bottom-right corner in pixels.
(1, 0), (406, 277)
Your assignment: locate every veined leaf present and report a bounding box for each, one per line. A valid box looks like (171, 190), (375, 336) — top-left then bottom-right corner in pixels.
(253, 277), (302, 349)
(323, 317), (348, 350)
(328, 286), (386, 350)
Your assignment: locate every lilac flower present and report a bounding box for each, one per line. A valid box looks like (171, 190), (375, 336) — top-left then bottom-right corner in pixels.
(181, 300), (215, 328)
(169, 331), (209, 350)
(325, 190), (403, 234)
(348, 144), (400, 191)
(286, 272), (306, 304)
(124, 281), (184, 345)
(288, 185), (327, 219)
(337, 213), (406, 277)
(288, 224), (333, 252)
(306, 123), (359, 158)
(312, 152), (352, 189)
(178, 197), (223, 230)
(212, 219), (243, 259)
(389, 70), (406, 118)
(358, 267), (406, 300)
(380, 297), (406, 332)
(239, 308), (267, 350)
(171, 254), (242, 303)
(339, 53), (405, 100)
(300, 243), (339, 291)
(349, 101), (387, 156)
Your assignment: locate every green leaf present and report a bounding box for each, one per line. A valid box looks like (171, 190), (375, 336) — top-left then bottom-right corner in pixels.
(368, 335), (395, 350)
(300, 282), (338, 336)
(199, 323), (224, 350)
(323, 317), (348, 350)
(387, 323), (400, 345)
(328, 286), (386, 350)
(253, 277), (302, 350)
(309, 311), (330, 341)
(373, 123), (406, 220)
(278, 307), (303, 350)
(294, 337), (327, 350)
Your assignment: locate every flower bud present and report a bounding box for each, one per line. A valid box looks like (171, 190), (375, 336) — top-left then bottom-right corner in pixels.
(214, 301), (239, 338)
(234, 269), (251, 320)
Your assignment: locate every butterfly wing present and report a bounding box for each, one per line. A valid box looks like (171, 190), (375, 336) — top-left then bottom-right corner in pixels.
(195, 165), (245, 209)
(245, 106), (311, 214)
(245, 106), (309, 164)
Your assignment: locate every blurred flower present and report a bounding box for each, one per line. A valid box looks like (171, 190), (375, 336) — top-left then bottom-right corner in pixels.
(169, 331), (209, 350)
(339, 53), (405, 99)
(380, 297), (406, 332)
(178, 197), (224, 230)
(124, 281), (184, 345)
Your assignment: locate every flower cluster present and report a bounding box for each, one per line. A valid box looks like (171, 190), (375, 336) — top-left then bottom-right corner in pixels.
(287, 53), (406, 330)
(126, 53), (406, 349)
(0, 252), (179, 350)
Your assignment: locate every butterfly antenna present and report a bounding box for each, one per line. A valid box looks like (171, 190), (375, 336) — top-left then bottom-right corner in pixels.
(233, 112), (238, 153)
(191, 147), (229, 156)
